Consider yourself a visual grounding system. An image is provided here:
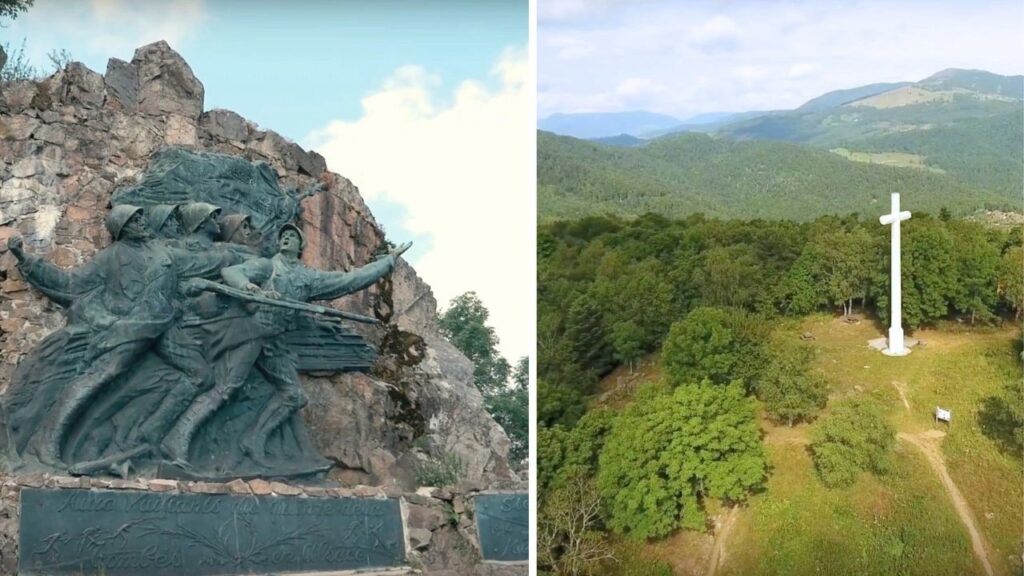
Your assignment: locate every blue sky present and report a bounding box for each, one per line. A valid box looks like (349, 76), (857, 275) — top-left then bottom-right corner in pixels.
(4, 0), (530, 361)
(539, 0), (1024, 119)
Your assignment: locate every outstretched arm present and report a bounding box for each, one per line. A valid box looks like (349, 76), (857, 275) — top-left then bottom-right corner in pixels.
(221, 257), (273, 292)
(8, 235), (103, 306)
(306, 241), (411, 301)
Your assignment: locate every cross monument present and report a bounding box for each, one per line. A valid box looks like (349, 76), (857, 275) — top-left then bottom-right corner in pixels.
(879, 192), (912, 356)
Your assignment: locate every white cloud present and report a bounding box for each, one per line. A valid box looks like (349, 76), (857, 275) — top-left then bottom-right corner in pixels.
(787, 63), (818, 79)
(9, 0), (205, 64)
(539, 0), (1024, 119)
(732, 65), (770, 82)
(617, 77), (665, 98)
(306, 47), (530, 362)
(690, 15), (743, 45)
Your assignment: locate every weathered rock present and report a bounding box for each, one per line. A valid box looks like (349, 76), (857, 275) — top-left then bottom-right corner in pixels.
(132, 41), (203, 118)
(148, 478), (178, 492)
(224, 478), (251, 495)
(269, 481), (304, 496)
(409, 527), (433, 550)
(104, 57), (139, 110)
(55, 62), (106, 109)
(248, 478), (272, 495)
(200, 108), (248, 142)
(407, 503), (448, 531)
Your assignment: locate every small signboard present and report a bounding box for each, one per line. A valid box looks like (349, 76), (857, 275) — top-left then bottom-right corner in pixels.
(936, 406), (952, 423)
(474, 493), (528, 562)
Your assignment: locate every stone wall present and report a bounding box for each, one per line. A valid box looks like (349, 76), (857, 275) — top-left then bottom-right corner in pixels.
(0, 41), (520, 574)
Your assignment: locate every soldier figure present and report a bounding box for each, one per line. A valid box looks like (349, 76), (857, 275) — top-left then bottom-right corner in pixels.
(161, 223), (410, 465)
(7, 205), (235, 467)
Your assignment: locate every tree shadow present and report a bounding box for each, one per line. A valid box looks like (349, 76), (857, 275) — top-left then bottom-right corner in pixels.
(977, 394), (1022, 456)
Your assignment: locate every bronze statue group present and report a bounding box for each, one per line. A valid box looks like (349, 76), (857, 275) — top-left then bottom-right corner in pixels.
(3, 202), (409, 479)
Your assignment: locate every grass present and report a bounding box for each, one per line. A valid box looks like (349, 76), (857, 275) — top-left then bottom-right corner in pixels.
(749, 314), (1022, 576)
(723, 436), (986, 576)
(829, 148), (945, 173)
(599, 314), (1022, 575)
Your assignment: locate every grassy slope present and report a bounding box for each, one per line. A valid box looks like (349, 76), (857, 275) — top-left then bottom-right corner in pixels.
(719, 316), (1021, 576)
(590, 317), (1023, 576)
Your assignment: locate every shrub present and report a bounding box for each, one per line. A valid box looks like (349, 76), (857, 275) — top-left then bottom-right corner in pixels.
(810, 398), (894, 488)
(414, 452), (465, 487)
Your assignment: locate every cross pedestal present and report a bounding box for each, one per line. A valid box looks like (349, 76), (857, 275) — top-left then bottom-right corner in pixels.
(879, 193), (911, 356)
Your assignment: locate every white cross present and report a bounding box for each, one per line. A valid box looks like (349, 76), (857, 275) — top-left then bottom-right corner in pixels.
(879, 193), (912, 356)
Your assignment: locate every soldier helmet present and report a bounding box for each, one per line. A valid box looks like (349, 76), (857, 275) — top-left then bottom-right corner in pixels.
(145, 204), (179, 234)
(278, 223), (305, 249)
(219, 213), (252, 242)
(105, 204), (144, 240)
(179, 202), (222, 234)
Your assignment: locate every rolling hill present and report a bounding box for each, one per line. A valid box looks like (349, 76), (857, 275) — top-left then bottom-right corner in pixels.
(538, 130), (1012, 222)
(538, 111), (681, 139)
(711, 69), (1023, 199)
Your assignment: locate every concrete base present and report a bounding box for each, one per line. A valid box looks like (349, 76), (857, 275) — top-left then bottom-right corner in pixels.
(869, 337), (918, 355)
(881, 346), (911, 357)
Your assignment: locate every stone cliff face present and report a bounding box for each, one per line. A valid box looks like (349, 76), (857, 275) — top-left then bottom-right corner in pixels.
(0, 41), (515, 490)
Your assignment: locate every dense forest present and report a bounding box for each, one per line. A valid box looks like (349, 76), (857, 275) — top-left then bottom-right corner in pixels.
(538, 213), (1023, 575)
(538, 131), (1015, 223)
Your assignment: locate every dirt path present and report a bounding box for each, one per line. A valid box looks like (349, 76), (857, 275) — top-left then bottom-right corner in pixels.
(892, 381), (910, 411)
(897, 431), (995, 576)
(705, 506), (739, 576)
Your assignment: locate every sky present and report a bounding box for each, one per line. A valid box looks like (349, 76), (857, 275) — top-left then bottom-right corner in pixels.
(539, 0), (1024, 120)
(3, 0), (530, 362)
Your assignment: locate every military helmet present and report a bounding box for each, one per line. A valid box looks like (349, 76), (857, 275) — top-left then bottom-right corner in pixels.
(145, 204), (179, 234)
(219, 213), (252, 242)
(179, 202), (222, 234)
(278, 223), (305, 249)
(105, 204), (144, 240)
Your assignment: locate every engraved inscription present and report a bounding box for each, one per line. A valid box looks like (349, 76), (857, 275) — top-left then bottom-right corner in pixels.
(474, 493), (528, 562)
(19, 488), (406, 576)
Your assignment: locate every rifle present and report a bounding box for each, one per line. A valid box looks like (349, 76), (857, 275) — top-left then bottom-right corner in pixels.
(190, 278), (380, 324)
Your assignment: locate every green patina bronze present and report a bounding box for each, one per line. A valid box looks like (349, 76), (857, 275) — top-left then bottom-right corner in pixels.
(1, 148), (409, 481)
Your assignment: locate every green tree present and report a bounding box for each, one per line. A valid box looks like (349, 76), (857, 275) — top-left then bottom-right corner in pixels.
(487, 356), (528, 463)
(661, 307), (764, 388)
(564, 292), (616, 376)
(950, 223), (1001, 324)
(610, 321), (644, 373)
(538, 408), (617, 494)
(873, 217), (956, 328)
(757, 341), (829, 426)
(999, 246), (1024, 319)
(0, 0), (31, 20)
(439, 292), (510, 396)
(810, 398), (894, 488)
(597, 382), (766, 540)
(538, 379), (586, 428)
(697, 244), (763, 310)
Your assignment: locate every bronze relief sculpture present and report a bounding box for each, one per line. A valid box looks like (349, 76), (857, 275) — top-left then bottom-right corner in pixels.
(1, 148), (407, 480)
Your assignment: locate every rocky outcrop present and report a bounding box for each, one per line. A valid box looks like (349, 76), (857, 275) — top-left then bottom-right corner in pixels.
(0, 42), (515, 493)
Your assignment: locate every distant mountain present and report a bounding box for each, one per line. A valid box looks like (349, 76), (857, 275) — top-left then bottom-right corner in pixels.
(589, 133), (646, 147)
(538, 111), (681, 139)
(917, 68), (1024, 98)
(642, 110), (768, 138)
(796, 82), (911, 112)
(538, 130), (1011, 222)
(708, 69), (1023, 200)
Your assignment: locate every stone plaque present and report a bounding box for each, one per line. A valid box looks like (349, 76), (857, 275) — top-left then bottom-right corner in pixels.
(19, 488), (406, 575)
(474, 493), (528, 562)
